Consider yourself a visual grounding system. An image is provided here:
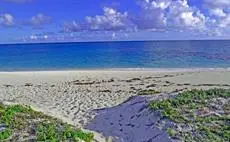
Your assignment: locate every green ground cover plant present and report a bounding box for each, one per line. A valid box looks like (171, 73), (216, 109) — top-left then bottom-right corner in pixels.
(149, 88), (230, 142)
(0, 104), (93, 142)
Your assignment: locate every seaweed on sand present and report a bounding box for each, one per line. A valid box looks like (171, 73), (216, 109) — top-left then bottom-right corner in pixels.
(138, 89), (161, 95)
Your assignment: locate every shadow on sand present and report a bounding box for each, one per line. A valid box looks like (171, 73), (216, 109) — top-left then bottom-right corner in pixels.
(85, 95), (173, 142)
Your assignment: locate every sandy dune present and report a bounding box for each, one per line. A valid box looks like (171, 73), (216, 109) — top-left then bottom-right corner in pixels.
(86, 94), (175, 142)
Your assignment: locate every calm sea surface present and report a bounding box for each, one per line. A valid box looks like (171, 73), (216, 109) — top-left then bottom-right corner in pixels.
(0, 40), (230, 71)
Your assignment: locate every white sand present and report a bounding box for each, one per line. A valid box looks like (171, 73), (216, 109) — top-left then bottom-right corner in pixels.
(0, 69), (230, 128)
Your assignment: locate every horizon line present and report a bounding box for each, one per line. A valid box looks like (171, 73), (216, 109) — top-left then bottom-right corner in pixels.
(1, 39), (230, 45)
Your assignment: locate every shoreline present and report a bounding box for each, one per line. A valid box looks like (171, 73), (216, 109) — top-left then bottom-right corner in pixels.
(0, 67), (230, 73)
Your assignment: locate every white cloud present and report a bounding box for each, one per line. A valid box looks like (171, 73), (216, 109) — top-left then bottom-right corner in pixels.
(134, 0), (171, 29)
(204, 0), (230, 32)
(27, 34), (49, 41)
(204, 0), (230, 8)
(85, 7), (130, 31)
(61, 0), (229, 37)
(43, 35), (48, 39)
(28, 13), (51, 27)
(63, 0), (208, 34)
(111, 32), (116, 39)
(138, 0), (171, 10)
(210, 8), (226, 17)
(63, 21), (81, 32)
(63, 7), (132, 32)
(168, 0), (206, 28)
(219, 15), (230, 28)
(0, 13), (14, 26)
(0, 13), (52, 29)
(30, 35), (37, 40)
(204, 0), (230, 17)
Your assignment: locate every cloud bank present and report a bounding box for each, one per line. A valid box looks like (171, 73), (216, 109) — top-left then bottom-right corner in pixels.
(3, 0), (230, 42)
(62, 0), (230, 37)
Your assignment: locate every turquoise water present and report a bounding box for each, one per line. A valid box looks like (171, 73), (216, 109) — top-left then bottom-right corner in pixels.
(0, 40), (230, 71)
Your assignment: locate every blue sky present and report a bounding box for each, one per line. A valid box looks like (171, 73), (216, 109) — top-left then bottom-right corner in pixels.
(0, 0), (230, 43)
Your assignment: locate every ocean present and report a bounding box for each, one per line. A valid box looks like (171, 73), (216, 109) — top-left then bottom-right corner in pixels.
(0, 40), (230, 71)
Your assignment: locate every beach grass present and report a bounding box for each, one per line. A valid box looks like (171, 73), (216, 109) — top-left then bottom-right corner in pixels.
(0, 104), (93, 142)
(149, 88), (230, 141)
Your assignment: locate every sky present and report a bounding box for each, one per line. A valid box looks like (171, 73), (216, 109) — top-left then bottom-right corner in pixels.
(0, 0), (230, 43)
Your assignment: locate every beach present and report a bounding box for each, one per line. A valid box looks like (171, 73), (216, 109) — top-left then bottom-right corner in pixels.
(2, 1), (230, 140)
(0, 69), (230, 128)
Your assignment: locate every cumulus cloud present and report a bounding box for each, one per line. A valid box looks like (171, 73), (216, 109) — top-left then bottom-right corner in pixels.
(168, 0), (206, 28)
(20, 13), (52, 29)
(0, 13), (51, 29)
(24, 34), (49, 41)
(204, 0), (230, 18)
(204, 0), (230, 8)
(29, 35), (38, 40)
(2, 0), (230, 41)
(63, 21), (81, 33)
(204, 0), (230, 30)
(63, 7), (132, 32)
(219, 15), (230, 28)
(28, 13), (51, 27)
(134, 0), (207, 30)
(63, 0), (210, 33)
(85, 7), (131, 31)
(0, 13), (14, 26)
(209, 8), (226, 17)
(133, 0), (170, 29)
(60, 0), (229, 38)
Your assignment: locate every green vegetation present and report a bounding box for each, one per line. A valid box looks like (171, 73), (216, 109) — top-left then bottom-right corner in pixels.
(167, 128), (175, 137)
(0, 104), (93, 141)
(138, 89), (161, 95)
(149, 88), (230, 142)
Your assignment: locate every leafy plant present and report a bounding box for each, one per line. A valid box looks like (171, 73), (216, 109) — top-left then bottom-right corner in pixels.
(0, 128), (11, 140)
(0, 104), (93, 141)
(149, 88), (230, 141)
(167, 128), (175, 137)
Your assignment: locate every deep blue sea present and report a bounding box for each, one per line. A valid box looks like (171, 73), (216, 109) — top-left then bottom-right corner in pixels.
(0, 40), (230, 71)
